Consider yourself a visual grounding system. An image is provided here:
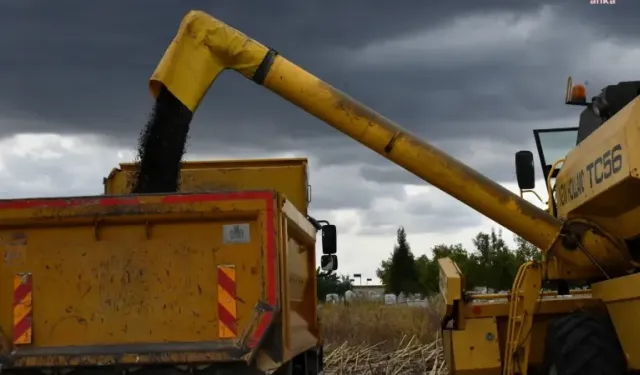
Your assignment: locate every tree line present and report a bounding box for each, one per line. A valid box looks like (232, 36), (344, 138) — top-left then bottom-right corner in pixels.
(317, 226), (541, 300)
(376, 226), (540, 297)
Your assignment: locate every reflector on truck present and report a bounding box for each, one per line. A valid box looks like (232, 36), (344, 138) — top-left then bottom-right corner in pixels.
(217, 265), (238, 339)
(13, 273), (32, 345)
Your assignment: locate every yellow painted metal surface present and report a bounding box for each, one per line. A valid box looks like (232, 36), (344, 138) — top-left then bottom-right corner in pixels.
(0, 190), (318, 370)
(556, 98), (634, 217)
(105, 157), (310, 215)
(444, 301), (597, 375)
(438, 258), (463, 326)
(548, 98), (640, 243)
(280, 199), (319, 361)
(150, 11), (268, 112)
(502, 262), (542, 375)
(440, 259), (600, 374)
(450, 318), (501, 375)
(592, 273), (640, 370)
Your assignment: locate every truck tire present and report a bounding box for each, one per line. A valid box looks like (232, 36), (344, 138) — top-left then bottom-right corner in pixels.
(543, 310), (627, 375)
(272, 362), (293, 375)
(272, 349), (321, 375)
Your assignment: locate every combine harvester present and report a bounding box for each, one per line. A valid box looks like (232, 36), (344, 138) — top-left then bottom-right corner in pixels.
(0, 9), (638, 375)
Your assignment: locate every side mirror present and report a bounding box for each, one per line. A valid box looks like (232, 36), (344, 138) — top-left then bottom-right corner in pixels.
(515, 151), (535, 190)
(321, 224), (337, 254)
(321, 254), (338, 272)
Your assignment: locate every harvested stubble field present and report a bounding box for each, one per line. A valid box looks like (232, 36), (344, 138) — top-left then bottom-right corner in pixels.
(319, 301), (447, 375)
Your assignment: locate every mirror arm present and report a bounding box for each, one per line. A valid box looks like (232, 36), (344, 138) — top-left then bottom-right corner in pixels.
(307, 215), (323, 231)
(306, 216), (332, 231)
(318, 269), (332, 277)
(520, 189), (545, 205)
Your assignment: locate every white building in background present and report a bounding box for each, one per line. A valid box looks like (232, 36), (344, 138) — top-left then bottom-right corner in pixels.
(325, 293), (340, 304)
(344, 290), (356, 302)
(351, 285), (386, 300)
(328, 284), (431, 305)
(384, 294), (397, 305)
(397, 292), (407, 304)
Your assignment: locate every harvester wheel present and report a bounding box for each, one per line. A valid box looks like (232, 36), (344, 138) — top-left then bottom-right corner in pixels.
(543, 310), (627, 375)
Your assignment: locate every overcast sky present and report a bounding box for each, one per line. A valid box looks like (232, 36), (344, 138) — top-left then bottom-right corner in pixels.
(0, 0), (637, 284)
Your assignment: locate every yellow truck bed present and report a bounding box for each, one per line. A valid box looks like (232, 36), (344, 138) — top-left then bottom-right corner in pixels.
(0, 190), (320, 371)
(103, 157), (311, 215)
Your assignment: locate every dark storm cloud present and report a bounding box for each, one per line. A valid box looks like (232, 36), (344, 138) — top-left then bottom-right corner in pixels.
(2, 1), (637, 143)
(0, 0), (543, 140)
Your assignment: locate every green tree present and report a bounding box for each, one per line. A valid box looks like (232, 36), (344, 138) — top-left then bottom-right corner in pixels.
(469, 229), (517, 291)
(375, 258), (391, 287)
(414, 254), (435, 296)
(513, 235), (541, 263)
(386, 226), (419, 297)
(413, 243), (474, 296)
(378, 227), (543, 298)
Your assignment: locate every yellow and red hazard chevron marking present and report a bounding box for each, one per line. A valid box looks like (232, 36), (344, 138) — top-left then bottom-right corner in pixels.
(217, 265), (237, 339)
(13, 273), (32, 345)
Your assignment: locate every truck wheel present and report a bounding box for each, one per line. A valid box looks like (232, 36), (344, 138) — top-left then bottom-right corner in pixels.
(272, 349), (321, 375)
(543, 310), (627, 375)
(272, 362), (292, 375)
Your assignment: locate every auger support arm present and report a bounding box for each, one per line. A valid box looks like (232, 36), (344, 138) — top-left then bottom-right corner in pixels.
(150, 10), (631, 280)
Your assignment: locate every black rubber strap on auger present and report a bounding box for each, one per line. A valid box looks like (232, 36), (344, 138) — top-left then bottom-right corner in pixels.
(253, 48), (278, 85)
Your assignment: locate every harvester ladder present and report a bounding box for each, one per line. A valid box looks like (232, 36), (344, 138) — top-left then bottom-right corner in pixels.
(503, 261), (542, 375)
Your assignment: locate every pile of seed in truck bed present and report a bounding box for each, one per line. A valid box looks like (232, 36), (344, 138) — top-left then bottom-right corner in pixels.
(131, 87), (193, 194)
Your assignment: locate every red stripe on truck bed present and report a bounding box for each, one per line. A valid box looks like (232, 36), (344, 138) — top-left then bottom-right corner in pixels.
(0, 192), (277, 349)
(0, 197), (141, 209)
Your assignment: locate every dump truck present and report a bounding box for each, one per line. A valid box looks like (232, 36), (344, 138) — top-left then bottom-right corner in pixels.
(0, 128), (337, 374)
(0, 192), (337, 374)
(0, 157), (337, 374)
(1, 8), (639, 375)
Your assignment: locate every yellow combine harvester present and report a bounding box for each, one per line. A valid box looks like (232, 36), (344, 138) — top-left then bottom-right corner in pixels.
(439, 77), (640, 375)
(0, 8), (638, 375)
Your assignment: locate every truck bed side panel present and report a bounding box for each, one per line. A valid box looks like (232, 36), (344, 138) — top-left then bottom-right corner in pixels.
(104, 159), (310, 215)
(280, 199), (320, 360)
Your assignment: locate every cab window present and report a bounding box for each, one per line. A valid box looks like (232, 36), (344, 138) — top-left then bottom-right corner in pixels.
(533, 127), (578, 189)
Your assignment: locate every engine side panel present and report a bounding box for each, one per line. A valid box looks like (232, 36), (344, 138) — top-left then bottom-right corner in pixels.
(592, 273), (640, 370)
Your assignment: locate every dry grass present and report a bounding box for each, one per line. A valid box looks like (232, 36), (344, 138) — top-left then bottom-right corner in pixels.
(319, 300), (447, 374)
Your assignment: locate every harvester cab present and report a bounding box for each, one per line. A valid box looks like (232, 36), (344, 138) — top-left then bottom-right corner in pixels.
(515, 126), (578, 213)
(516, 76), (640, 216)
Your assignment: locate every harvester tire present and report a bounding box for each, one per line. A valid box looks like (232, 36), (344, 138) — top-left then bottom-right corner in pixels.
(543, 310), (627, 375)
